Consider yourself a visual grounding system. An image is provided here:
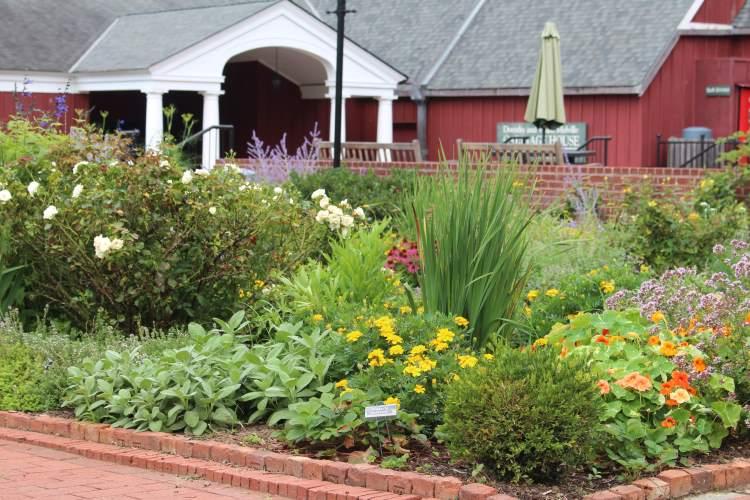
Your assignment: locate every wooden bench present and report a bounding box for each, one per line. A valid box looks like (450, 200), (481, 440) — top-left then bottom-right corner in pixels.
(316, 140), (423, 162)
(457, 140), (564, 165)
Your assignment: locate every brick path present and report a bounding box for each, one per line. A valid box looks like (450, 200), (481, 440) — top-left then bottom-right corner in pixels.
(0, 440), (279, 500)
(686, 489), (750, 499)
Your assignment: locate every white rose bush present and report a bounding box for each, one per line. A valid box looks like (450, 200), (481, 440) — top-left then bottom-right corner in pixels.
(311, 188), (366, 237)
(0, 135), (326, 329)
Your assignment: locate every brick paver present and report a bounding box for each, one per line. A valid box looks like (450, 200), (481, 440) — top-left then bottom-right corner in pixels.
(0, 440), (280, 499)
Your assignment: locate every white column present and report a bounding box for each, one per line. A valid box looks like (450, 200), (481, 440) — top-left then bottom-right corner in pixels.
(143, 91), (165, 150)
(376, 96), (395, 144)
(329, 95), (347, 143)
(201, 91), (222, 169)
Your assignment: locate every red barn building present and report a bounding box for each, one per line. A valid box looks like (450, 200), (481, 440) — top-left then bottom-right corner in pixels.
(2, 0), (750, 167)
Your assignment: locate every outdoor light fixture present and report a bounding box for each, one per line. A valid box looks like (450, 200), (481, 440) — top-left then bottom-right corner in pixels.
(271, 48), (282, 90)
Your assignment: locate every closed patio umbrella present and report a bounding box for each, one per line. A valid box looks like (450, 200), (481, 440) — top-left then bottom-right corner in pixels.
(524, 22), (566, 144)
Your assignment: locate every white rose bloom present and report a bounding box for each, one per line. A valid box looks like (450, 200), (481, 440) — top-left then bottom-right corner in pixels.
(43, 205), (58, 220)
(340, 199), (350, 208)
(0, 189), (11, 203)
(341, 226), (350, 238)
(72, 184), (84, 198)
(181, 170), (193, 184)
(51, 161), (57, 167)
(328, 205), (343, 216)
(353, 207), (365, 218)
(274, 187), (283, 194)
(289, 198), (295, 204)
(72, 161), (89, 174)
(341, 215), (355, 228)
(159, 160), (170, 168)
(194, 169), (210, 177)
(209, 206), (217, 215)
(239, 184), (247, 191)
(27, 181), (39, 197)
(327, 213), (341, 229)
(311, 189), (326, 200)
(94, 235), (112, 259)
(109, 238), (124, 251)
(315, 210), (330, 223)
(167, 180), (173, 185)
(319, 196), (330, 209)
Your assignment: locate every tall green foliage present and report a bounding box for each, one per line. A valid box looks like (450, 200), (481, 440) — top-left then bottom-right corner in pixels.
(410, 160), (533, 348)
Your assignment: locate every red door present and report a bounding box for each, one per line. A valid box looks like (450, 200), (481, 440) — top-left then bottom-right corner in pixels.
(739, 87), (750, 133)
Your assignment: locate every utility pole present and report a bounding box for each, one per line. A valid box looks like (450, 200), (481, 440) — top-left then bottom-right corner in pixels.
(328, 0), (355, 168)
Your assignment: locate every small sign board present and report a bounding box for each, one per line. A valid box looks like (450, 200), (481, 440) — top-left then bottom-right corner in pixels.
(497, 122), (587, 149)
(706, 85), (731, 97)
(364, 404), (398, 420)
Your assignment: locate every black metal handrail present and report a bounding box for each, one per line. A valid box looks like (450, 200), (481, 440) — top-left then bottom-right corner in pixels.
(177, 124), (235, 150)
(655, 134), (739, 168)
(578, 135), (612, 166)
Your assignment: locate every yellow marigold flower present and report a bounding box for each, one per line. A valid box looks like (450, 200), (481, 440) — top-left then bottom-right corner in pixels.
(533, 337), (548, 347)
(384, 396), (400, 408)
(346, 330), (363, 343)
(254, 280), (265, 288)
(545, 288), (560, 298)
(512, 180), (524, 189)
(383, 302), (391, 309)
(457, 354), (478, 369)
(368, 349), (389, 367)
(418, 358), (437, 372)
(410, 345), (427, 355)
(660, 341), (678, 357)
(688, 212), (700, 222)
(640, 264), (650, 273)
(389, 345), (404, 356)
(335, 379), (349, 389)
(648, 200), (657, 208)
(600, 280), (615, 294)
(417, 306), (425, 315)
(454, 316), (469, 328)
(238, 289), (245, 298)
(431, 378), (437, 386)
(430, 340), (449, 352)
(435, 328), (455, 343)
(399, 305), (412, 315)
(623, 186), (632, 194)
(524, 306), (532, 318)
(651, 311), (665, 323)
(403, 365), (422, 377)
(483, 353), (494, 361)
(414, 384), (426, 394)
(312, 314), (324, 322)
(526, 290), (539, 302)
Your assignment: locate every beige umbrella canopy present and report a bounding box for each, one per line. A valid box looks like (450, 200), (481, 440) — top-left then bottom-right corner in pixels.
(524, 22), (566, 143)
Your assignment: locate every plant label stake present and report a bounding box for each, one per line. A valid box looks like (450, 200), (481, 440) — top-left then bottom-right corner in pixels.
(365, 404), (397, 457)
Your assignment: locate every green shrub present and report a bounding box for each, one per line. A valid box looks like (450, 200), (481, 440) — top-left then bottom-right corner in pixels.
(438, 346), (602, 483)
(613, 184), (747, 272)
(0, 122), (325, 329)
(410, 162), (533, 348)
(289, 167), (415, 222)
(0, 342), (59, 411)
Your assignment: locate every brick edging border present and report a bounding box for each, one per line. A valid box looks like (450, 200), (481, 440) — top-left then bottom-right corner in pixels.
(0, 411), (511, 500)
(4, 412), (748, 499)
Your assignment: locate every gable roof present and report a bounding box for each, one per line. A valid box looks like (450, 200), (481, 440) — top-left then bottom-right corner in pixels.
(0, 0), (710, 94)
(735, 1), (750, 28)
(73, 2), (277, 72)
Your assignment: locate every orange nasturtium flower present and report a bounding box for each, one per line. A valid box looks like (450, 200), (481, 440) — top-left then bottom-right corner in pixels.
(693, 357), (707, 373)
(651, 311), (666, 323)
(660, 341), (678, 357)
(596, 380), (611, 395)
(648, 336), (661, 346)
(661, 417), (677, 428)
(615, 372), (652, 392)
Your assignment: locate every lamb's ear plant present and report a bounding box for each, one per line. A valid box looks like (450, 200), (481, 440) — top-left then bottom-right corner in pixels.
(410, 153), (534, 348)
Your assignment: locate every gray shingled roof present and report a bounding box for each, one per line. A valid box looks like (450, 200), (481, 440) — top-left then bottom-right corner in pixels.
(0, 0), (251, 72)
(428, 0), (694, 91)
(734, 2), (750, 28)
(0, 0), (720, 93)
(74, 2), (276, 72)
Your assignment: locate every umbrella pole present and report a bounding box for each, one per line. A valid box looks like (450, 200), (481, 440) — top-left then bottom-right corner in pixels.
(542, 128), (546, 144)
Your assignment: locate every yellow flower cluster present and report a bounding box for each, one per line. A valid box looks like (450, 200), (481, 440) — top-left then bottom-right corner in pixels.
(600, 280), (615, 294)
(374, 316), (403, 345)
(335, 379), (352, 393)
(399, 305), (412, 315)
(403, 344), (437, 377)
(346, 330), (363, 343)
(430, 328), (455, 352)
(454, 316), (469, 328)
(457, 354), (478, 368)
(368, 348), (393, 367)
(527, 290), (539, 302)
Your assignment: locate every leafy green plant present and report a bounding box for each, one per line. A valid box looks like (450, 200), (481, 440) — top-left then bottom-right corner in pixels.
(289, 167), (416, 222)
(438, 345), (602, 483)
(410, 160), (533, 348)
(0, 342), (59, 411)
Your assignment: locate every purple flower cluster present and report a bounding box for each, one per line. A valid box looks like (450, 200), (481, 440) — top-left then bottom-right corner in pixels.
(246, 123), (320, 183)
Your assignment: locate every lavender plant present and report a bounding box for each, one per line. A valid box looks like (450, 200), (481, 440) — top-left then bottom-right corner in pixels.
(246, 123), (320, 183)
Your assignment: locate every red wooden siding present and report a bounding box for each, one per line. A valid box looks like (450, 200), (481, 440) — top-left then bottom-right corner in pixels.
(346, 98), (377, 142)
(425, 94), (643, 165)
(0, 92), (89, 131)
(693, 0), (746, 24)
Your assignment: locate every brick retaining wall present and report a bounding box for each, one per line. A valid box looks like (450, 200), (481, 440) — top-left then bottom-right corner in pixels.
(232, 160), (711, 210)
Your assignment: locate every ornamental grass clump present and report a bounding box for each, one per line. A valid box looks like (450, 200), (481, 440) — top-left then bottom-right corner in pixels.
(410, 159), (533, 348)
(439, 346), (602, 483)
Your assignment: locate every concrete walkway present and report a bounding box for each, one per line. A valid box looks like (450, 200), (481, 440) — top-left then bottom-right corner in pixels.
(0, 440), (278, 500)
(685, 487), (750, 499)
